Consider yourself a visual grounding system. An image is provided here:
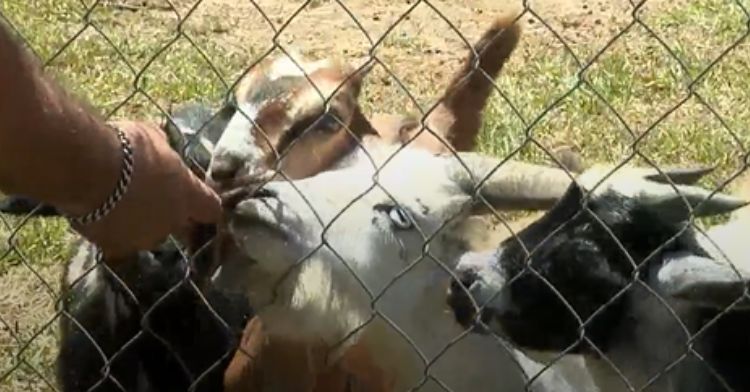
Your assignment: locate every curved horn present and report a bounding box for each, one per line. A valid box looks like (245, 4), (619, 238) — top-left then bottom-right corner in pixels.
(578, 164), (748, 222)
(642, 166), (716, 185)
(448, 152), (574, 211)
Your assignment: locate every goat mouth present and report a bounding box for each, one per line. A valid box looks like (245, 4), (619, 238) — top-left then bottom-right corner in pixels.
(447, 280), (501, 336)
(215, 171), (278, 210)
(229, 197), (290, 242)
(221, 183), (278, 211)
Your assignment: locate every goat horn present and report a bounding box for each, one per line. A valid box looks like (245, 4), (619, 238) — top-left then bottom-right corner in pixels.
(642, 166), (716, 185)
(449, 152), (574, 211)
(641, 182), (749, 222)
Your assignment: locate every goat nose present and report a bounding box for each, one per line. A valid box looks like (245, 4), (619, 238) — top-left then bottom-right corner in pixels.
(448, 267), (480, 329)
(209, 154), (243, 182)
(456, 268), (479, 291)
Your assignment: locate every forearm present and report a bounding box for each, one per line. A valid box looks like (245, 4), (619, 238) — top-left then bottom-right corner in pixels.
(0, 21), (120, 215)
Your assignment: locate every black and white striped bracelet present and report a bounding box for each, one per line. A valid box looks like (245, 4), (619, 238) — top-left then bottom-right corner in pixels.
(66, 126), (135, 226)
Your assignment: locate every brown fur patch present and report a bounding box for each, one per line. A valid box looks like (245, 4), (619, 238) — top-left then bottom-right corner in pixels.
(404, 16), (522, 153)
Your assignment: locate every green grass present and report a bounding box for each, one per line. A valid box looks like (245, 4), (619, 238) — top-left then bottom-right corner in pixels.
(478, 0), (749, 183)
(0, 0), (749, 390)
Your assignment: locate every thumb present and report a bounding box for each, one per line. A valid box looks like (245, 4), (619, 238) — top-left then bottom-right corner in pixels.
(184, 170), (222, 224)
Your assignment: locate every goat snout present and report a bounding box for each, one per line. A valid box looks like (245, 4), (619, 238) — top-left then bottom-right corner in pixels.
(447, 267), (481, 329)
(219, 166), (280, 210)
(209, 154), (245, 183)
(221, 186), (279, 211)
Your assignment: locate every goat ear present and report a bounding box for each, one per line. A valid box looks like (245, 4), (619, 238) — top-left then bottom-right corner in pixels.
(449, 152), (573, 211)
(423, 17), (521, 152)
(0, 196), (60, 217)
(347, 57), (375, 85)
(658, 251), (750, 309)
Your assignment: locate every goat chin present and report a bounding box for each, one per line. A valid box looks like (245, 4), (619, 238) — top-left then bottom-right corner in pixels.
(256, 260), (372, 353)
(232, 245), (582, 391)
(215, 252), (373, 357)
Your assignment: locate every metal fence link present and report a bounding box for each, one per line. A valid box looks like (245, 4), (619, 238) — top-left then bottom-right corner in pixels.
(0, 0), (748, 391)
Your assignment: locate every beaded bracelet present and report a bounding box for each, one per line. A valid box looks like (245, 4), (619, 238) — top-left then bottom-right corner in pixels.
(66, 126), (135, 226)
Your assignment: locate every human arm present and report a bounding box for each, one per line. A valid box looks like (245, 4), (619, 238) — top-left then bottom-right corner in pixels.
(0, 21), (221, 259)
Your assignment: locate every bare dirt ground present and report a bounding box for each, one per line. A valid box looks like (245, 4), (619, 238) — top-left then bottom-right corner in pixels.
(116, 0), (661, 111)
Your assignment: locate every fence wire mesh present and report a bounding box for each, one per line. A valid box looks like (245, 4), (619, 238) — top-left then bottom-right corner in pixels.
(1, 0), (749, 391)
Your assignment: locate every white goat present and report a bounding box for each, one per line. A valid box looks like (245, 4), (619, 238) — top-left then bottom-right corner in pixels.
(448, 164), (750, 392)
(214, 138), (596, 391)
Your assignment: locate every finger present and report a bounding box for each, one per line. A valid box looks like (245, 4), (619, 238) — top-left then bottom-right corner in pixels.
(184, 170), (222, 224)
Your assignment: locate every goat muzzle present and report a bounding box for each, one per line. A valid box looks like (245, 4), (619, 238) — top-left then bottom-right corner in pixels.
(221, 182), (278, 211)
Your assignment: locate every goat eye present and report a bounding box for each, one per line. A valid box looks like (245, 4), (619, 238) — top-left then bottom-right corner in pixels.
(388, 207), (413, 230)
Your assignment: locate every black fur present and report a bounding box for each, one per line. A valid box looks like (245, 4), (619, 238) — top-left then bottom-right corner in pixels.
(163, 101), (234, 173)
(700, 310), (750, 391)
(58, 240), (252, 392)
(485, 185), (696, 353)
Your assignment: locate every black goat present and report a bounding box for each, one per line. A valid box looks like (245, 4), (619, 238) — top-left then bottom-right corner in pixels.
(448, 164), (750, 392)
(56, 235), (251, 392)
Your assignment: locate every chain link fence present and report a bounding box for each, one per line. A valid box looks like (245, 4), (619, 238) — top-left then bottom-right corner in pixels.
(1, 0), (749, 391)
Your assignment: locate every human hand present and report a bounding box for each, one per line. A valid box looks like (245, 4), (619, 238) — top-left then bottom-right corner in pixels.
(69, 120), (221, 259)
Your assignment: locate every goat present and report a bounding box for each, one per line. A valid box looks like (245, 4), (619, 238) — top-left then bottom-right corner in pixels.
(204, 14), (527, 186)
(447, 164), (750, 392)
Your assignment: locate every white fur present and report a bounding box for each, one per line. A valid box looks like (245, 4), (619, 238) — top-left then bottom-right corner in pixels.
(208, 101), (265, 180)
(208, 52), (331, 182)
(65, 241), (100, 294)
(216, 140), (590, 392)
(266, 53), (333, 81)
(64, 242), (133, 334)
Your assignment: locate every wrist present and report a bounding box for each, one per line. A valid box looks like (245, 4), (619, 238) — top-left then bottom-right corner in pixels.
(65, 125), (135, 225)
(56, 123), (127, 217)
